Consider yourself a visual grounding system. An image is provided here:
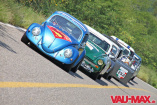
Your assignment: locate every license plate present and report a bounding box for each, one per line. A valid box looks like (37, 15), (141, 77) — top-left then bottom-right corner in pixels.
(84, 64), (90, 69)
(116, 67), (128, 79)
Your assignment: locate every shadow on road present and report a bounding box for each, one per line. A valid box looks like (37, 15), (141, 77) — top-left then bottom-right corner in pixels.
(79, 67), (108, 86)
(23, 43), (84, 80)
(131, 79), (138, 84)
(0, 25), (18, 43)
(127, 79), (138, 85)
(69, 71), (84, 79)
(104, 77), (129, 87)
(105, 78), (131, 95)
(95, 79), (108, 86)
(128, 81), (134, 86)
(0, 41), (17, 54)
(0, 25), (18, 54)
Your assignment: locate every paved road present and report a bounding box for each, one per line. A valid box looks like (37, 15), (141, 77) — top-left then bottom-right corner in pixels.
(0, 22), (157, 105)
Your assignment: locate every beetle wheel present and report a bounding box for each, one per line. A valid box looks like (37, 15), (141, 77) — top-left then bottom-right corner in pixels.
(64, 65), (71, 72)
(21, 32), (29, 44)
(71, 56), (84, 73)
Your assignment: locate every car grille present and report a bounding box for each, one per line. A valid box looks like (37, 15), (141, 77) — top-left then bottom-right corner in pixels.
(84, 58), (96, 67)
(85, 55), (93, 62)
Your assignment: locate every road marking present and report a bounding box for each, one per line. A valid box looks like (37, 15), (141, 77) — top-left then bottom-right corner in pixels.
(0, 82), (154, 94)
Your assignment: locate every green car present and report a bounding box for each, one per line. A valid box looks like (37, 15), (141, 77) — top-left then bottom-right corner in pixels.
(81, 25), (111, 80)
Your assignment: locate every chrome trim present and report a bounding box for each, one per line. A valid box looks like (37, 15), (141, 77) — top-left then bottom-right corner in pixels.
(37, 38), (44, 45)
(48, 38), (55, 48)
(53, 52), (59, 58)
(81, 61), (94, 73)
(84, 58), (96, 67)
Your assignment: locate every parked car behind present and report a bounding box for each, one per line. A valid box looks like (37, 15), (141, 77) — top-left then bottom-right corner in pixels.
(21, 11), (89, 72)
(81, 25), (111, 80)
(111, 36), (135, 57)
(107, 55), (140, 84)
(103, 35), (141, 84)
(102, 34), (125, 79)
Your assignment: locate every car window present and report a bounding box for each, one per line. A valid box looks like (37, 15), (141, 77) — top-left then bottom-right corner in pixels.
(50, 15), (82, 40)
(82, 34), (89, 44)
(111, 45), (118, 56)
(131, 58), (140, 70)
(120, 55), (140, 70)
(88, 32), (110, 52)
(123, 49), (130, 56)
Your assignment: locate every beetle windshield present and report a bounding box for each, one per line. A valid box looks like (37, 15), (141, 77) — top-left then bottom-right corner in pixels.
(88, 32), (110, 52)
(50, 15), (82, 40)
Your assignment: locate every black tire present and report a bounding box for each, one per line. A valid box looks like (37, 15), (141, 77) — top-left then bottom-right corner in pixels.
(71, 58), (84, 73)
(131, 76), (135, 81)
(97, 75), (102, 80)
(103, 73), (109, 79)
(64, 55), (80, 72)
(21, 32), (29, 44)
(64, 64), (72, 72)
(90, 72), (100, 80)
(107, 76), (112, 80)
(103, 72), (112, 80)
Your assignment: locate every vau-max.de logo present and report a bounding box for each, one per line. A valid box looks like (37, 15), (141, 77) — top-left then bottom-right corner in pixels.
(111, 95), (156, 104)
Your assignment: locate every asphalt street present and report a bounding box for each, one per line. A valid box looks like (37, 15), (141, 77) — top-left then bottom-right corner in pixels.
(0, 22), (157, 105)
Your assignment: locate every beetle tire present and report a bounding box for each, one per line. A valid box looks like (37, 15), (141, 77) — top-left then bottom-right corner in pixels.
(21, 32), (29, 44)
(64, 64), (72, 72)
(71, 57), (84, 73)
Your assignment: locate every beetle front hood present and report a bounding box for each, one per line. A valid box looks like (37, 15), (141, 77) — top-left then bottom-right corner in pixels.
(41, 22), (78, 53)
(85, 40), (106, 61)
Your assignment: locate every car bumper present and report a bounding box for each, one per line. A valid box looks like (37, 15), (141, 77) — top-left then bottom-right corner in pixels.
(26, 34), (79, 65)
(81, 58), (100, 73)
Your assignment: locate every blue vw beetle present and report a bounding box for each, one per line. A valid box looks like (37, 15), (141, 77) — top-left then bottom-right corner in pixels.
(21, 11), (89, 72)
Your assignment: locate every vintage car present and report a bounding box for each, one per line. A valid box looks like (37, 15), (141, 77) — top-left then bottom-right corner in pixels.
(81, 25), (111, 80)
(102, 34), (124, 75)
(21, 11), (89, 72)
(102, 34), (124, 60)
(106, 55), (140, 84)
(111, 36), (135, 57)
(103, 36), (140, 84)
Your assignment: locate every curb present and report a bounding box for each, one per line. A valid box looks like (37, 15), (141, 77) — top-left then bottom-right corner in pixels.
(136, 78), (157, 90)
(0, 22), (26, 32)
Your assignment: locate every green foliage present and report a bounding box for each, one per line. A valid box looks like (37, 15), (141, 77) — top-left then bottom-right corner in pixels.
(0, 0), (45, 28)
(138, 65), (157, 88)
(153, 0), (157, 16)
(0, 1), (12, 22)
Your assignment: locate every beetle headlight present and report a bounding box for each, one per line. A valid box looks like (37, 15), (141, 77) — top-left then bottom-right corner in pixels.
(98, 59), (104, 65)
(64, 49), (73, 58)
(32, 27), (41, 36)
